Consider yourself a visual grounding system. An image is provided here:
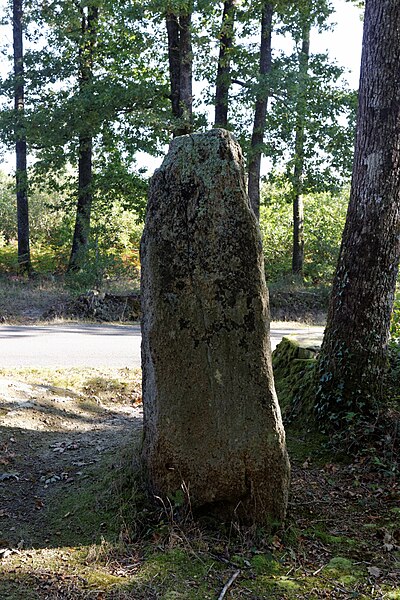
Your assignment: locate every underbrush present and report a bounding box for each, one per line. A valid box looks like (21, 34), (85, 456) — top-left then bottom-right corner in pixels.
(0, 269), (328, 324)
(0, 272), (71, 322)
(0, 242), (140, 288)
(1, 430), (398, 599)
(273, 336), (400, 480)
(0, 271), (140, 323)
(0, 366), (399, 599)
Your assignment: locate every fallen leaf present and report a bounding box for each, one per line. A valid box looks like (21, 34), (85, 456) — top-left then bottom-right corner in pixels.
(367, 566), (381, 578)
(384, 532), (393, 544)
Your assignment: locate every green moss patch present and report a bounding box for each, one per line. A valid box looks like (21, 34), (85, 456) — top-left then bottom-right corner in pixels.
(1, 363), (399, 599)
(272, 336), (317, 422)
(135, 549), (222, 599)
(250, 553), (281, 575)
(323, 556), (363, 586)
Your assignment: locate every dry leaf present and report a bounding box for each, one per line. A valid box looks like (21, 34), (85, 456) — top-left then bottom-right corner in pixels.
(367, 566), (381, 578)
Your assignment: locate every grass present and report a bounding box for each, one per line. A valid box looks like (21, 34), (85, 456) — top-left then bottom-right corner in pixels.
(0, 273), (70, 322)
(0, 366), (142, 405)
(0, 367), (399, 599)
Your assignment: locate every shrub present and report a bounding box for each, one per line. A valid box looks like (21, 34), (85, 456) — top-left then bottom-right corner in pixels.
(0, 171), (144, 283)
(260, 182), (348, 284)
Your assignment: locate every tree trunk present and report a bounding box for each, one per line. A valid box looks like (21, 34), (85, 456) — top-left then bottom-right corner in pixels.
(166, 13), (181, 121)
(291, 21), (310, 276)
(166, 11), (193, 137)
(315, 0), (400, 425)
(214, 0), (237, 128)
(247, 2), (273, 220)
(178, 12), (192, 134)
(68, 4), (98, 272)
(69, 136), (93, 270)
(13, 0), (31, 274)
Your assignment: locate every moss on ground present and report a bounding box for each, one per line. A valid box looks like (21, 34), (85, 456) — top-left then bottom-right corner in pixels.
(1, 449), (397, 600)
(1, 365), (399, 599)
(306, 526), (357, 549)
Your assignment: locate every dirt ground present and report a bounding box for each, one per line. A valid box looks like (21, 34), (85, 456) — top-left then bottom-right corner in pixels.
(0, 371), (399, 599)
(0, 375), (142, 550)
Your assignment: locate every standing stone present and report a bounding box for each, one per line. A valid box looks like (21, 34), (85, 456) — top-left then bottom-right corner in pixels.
(140, 129), (290, 524)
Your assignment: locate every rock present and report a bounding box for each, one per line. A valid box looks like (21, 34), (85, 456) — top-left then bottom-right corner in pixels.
(272, 337), (318, 422)
(140, 129), (290, 524)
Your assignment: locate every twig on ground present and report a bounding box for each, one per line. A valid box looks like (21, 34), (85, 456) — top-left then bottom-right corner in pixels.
(312, 564), (327, 576)
(218, 570), (241, 600)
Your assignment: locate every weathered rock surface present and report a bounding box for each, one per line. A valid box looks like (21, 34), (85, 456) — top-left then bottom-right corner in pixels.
(140, 129), (290, 524)
(272, 336), (319, 423)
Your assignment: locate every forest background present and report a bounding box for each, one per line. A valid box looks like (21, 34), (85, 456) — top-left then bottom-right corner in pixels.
(0, 0), (362, 292)
(1, 2), (400, 599)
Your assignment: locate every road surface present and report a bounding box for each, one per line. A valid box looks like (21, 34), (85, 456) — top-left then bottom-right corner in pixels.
(0, 322), (324, 368)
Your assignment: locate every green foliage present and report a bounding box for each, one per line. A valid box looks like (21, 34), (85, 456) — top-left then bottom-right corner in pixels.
(262, 48), (356, 194)
(0, 0), (168, 226)
(0, 0), (359, 279)
(260, 181), (348, 282)
(390, 292), (400, 343)
(388, 291), (400, 399)
(0, 244), (19, 272)
(0, 172), (143, 284)
(0, 172), (66, 247)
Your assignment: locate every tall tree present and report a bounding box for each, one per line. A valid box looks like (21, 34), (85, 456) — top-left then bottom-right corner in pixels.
(166, 5), (193, 136)
(68, 2), (99, 271)
(315, 0), (400, 426)
(291, 17), (310, 275)
(0, 0), (168, 266)
(247, 1), (273, 219)
(214, 0), (237, 128)
(13, 0), (31, 273)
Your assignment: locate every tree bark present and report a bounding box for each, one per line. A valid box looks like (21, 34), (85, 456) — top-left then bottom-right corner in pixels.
(166, 11), (193, 137)
(247, 2), (273, 220)
(315, 0), (400, 425)
(214, 0), (237, 128)
(69, 136), (93, 270)
(13, 0), (31, 274)
(166, 13), (181, 121)
(68, 3), (98, 272)
(291, 21), (310, 276)
(178, 12), (192, 134)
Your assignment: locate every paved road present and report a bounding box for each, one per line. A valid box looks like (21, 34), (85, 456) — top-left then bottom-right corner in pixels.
(0, 323), (324, 368)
